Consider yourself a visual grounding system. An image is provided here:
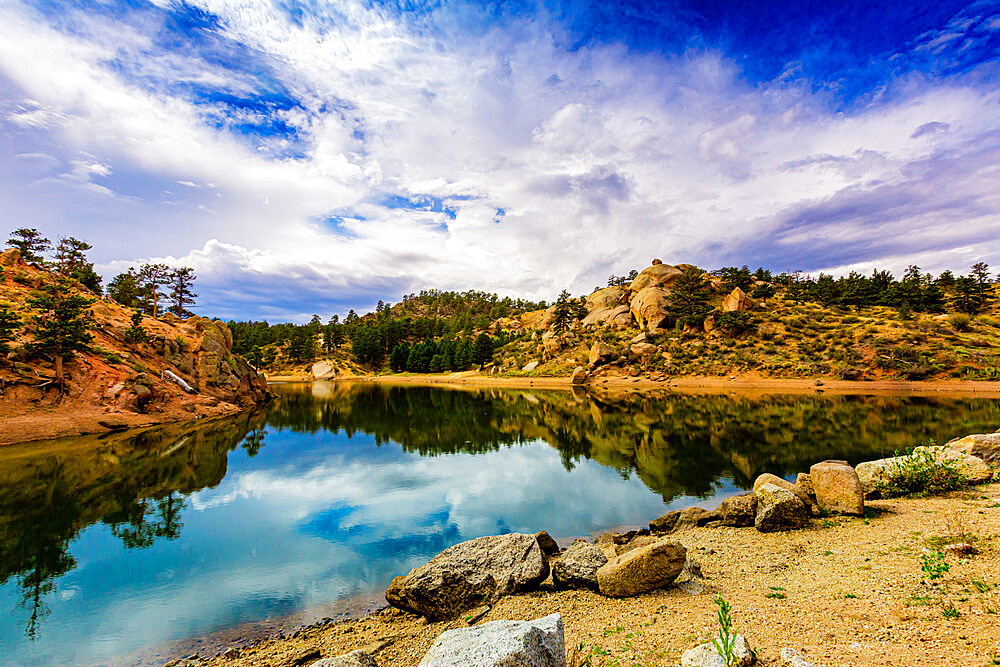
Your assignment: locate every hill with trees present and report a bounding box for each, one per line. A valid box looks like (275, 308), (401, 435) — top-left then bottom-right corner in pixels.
(240, 258), (1000, 384)
(0, 231), (269, 444)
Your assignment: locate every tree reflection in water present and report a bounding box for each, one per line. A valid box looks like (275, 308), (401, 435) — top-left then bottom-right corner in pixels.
(2, 382), (997, 640)
(0, 411), (266, 639)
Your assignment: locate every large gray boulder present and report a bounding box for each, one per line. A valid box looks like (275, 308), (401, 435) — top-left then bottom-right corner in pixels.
(418, 613), (565, 667)
(754, 483), (809, 532)
(596, 539), (686, 597)
(680, 635), (755, 666)
(552, 540), (607, 591)
(385, 533), (549, 620)
(948, 433), (1000, 464)
(311, 650), (378, 667)
(809, 460), (864, 516)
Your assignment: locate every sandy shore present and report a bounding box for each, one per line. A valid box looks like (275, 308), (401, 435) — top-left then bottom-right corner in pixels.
(6, 373), (996, 446)
(197, 481), (1000, 667)
(268, 371), (1000, 399)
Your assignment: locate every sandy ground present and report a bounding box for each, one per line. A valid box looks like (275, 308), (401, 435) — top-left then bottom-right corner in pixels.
(194, 482), (1000, 667)
(0, 396), (243, 446)
(267, 372), (1000, 399)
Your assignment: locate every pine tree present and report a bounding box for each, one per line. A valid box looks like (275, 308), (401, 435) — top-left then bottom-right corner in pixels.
(665, 266), (713, 326)
(168, 267), (197, 317)
(108, 269), (147, 309)
(123, 310), (147, 344)
(6, 228), (50, 263)
(0, 303), (20, 355)
(54, 237), (91, 275)
(137, 263), (171, 317)
(551, 289), (572, 333)
(28, 278), (94, 389)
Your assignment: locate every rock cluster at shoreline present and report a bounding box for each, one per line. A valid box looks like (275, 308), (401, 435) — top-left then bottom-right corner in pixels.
(190, 430), (998, 667)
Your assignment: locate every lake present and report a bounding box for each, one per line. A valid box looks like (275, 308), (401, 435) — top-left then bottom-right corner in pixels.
(1, 382), (997, 665)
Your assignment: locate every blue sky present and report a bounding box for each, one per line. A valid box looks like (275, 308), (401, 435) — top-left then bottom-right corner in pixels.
(1, 0), (999, 321)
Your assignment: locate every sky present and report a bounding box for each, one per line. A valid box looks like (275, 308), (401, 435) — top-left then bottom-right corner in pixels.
(1, 0), (999, 321)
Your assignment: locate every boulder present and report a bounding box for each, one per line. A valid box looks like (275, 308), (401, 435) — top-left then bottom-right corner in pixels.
(752, 473), (811, 510)
(0, 248), (22, 266)
(385, 533), (549, 620)
(912, 446), (993, 484)
(715, 494), (757, 527)
(589, 342), (615, 366)
(649, 511), (680, 534)
(754, 483), (809, 532)
(675, 507), (719, 530)
(680, 635), (755, 667)
(582, 305), (631, 328)
(809, 461), (864, 516)
(534, 531), (560, 556)
(418, 613), (565, 667)
(614, 534), (659, 556)
(311, 361), (337, 380)
(570, 367), (587, 385)
(947, 433), (1000, 465)
(522, 361), (540, 372)
(629, 342), (659, 358)
(311, 651), (379, 667)
(629, 287), (671, 331)
(857, 447), (993, 498)
(795, 473), (816, 502)
(596, 539), (686, 597)
(628, 264), (682, 294)
(854, 458), (893, 499)
(721, 287), (754, 312)
(586, 287), (626, 311)
(552, 540), (607, 591)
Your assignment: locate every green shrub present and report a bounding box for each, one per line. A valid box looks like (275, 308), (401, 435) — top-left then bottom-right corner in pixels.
(879, 446), (965, 498)
(949, 313), (972, 332)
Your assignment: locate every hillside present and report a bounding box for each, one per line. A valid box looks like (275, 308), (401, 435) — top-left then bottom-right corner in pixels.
(489, 260), (1000, 383)
(267, 259), (1000, 384)
(0, 249), (269, 445)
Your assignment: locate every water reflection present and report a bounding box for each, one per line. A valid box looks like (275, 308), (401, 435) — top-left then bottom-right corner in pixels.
(0, 383), (996, 665)
(0, 412), (265, 644)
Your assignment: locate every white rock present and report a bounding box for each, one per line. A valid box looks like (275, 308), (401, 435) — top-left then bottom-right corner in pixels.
(418, 613), (565, 667)
(779, 647), (817, 667)
(312, 650), (378, 666)
(680, 635), (755, 667)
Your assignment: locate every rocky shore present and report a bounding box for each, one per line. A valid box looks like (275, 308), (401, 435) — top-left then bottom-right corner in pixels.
(187, 432), (1000, 667)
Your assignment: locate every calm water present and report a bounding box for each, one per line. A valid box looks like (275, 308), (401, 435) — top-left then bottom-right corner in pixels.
(1, 383), (998, 665)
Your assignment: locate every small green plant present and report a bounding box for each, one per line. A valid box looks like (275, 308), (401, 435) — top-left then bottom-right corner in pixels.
(124, 310), (147, 344)
(766, 591), (787, 599)
(971, 579), (992, 594)
(710, 594), (738, 667)
(844, 593), (858, 599)
(949, 313), (972, 332)
(921, 551), (950, 582)
(175, 334), (188, 351)
(879, 445), (965, 497)
(941, 601), (960, 619)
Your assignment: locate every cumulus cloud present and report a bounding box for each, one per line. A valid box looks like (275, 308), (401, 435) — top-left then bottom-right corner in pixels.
(0, 0), (998, 320)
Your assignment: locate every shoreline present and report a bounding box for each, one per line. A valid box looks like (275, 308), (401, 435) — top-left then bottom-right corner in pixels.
(7, 373), (1000, 447)
(196, 480), (1000, 667)
(0, 402), (245, 447)
(269, 372), (1000, 399)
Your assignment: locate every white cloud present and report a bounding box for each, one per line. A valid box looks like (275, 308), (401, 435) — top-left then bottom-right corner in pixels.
(1, 0), (998, 320)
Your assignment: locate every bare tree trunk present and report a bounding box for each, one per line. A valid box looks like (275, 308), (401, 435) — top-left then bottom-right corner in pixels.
(55, 354), (64, 396)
